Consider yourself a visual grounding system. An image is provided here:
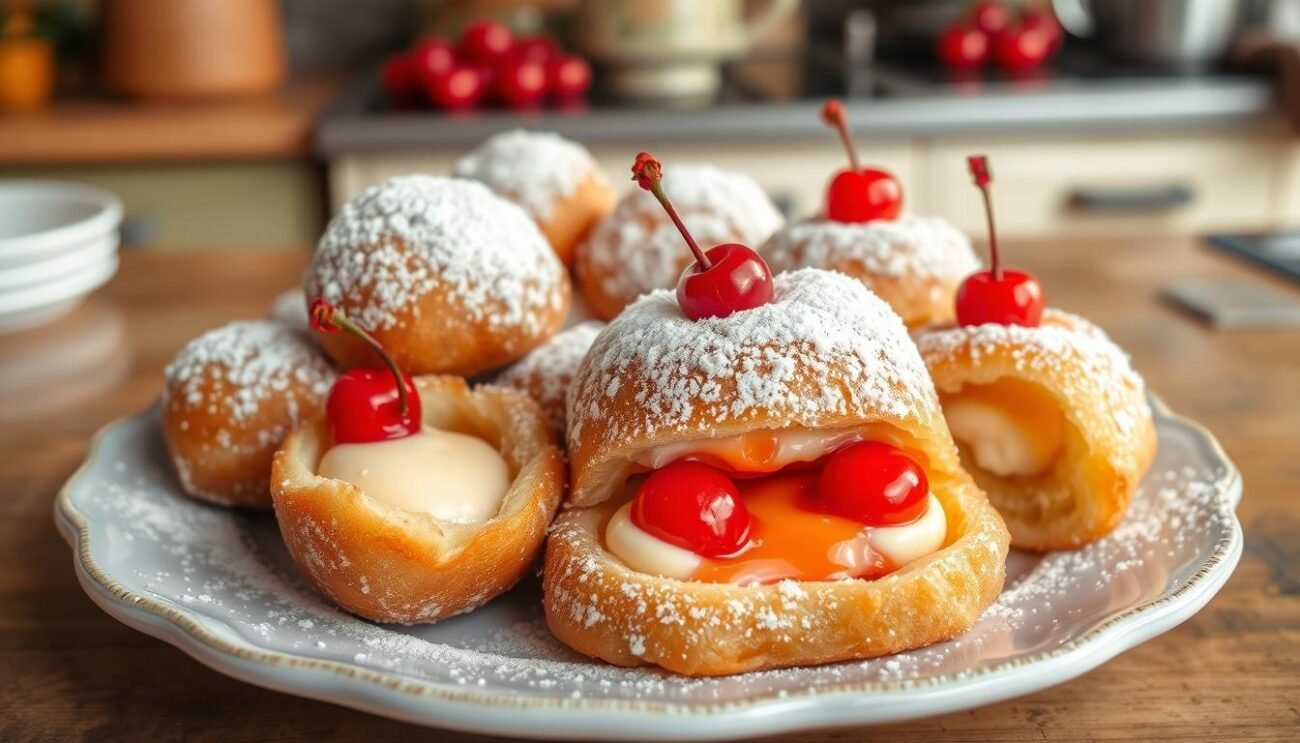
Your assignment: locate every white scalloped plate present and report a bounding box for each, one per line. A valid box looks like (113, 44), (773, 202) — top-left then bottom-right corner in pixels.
(56, 396), (1242, 740)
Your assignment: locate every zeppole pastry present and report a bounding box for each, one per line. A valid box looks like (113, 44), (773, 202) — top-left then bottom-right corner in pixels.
(915, 156), (1154, 551)
(305, 175), (570, 378)
(574, 161), (783, 320)
(454, 129), (616, 267)
(272, 301), (564, 624)
(762, 101), (978, 328)
(494, 320), (603, 438)
(162, 320), (335, 508)
(543, 155), (1009, 676)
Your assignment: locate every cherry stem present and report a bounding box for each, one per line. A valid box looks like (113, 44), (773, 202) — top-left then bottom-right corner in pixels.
(313, 301), (411, 416)
(822, 100), (861, 172)
(631, 153), (712, 270)
(967, 155), (1001, 281)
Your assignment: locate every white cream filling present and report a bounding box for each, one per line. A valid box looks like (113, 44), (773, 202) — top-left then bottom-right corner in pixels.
(944, 398), (1050, 477)
(864, 494), (947, 566)
(317, 425), (510, 523)
(604, 502), (702, 579)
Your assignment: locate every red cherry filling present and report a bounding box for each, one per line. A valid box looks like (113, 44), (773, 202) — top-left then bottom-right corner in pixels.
(630, 152), (774, 321)
(630, 461), (752, 558)
(955, 155), (1045, 327)
(309, 299), (422, 444)
(815, 441), (929, 527)
(820, 100), (903, 223)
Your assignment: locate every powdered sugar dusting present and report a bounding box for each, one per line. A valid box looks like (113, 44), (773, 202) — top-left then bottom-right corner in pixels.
(568, 268), (936, 452)
(763, 216), (979, 280)
(306, 176), (565, 334)
(454, 130), (606, 221)
(580, 164), (784, 311)
(163, 321), (335, 426)
(72, 405), (1236, 705)
(495, 321), (603, 436)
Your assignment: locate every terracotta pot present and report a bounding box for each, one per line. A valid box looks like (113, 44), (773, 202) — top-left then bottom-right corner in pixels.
(103, 0), (286, 99)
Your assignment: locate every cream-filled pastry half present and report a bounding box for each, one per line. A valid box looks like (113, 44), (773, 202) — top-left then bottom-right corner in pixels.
(916, 310), (1155, 551)
(272, 376), (564, 624)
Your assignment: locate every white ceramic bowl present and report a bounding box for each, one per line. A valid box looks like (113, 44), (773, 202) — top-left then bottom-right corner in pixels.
(0, 181), (123, 333)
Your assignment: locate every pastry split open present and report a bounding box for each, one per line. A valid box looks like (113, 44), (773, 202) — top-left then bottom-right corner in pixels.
(915, 310), (1155, 551)
(544, 268), (1009, 676)
(272, 375), (564, 624)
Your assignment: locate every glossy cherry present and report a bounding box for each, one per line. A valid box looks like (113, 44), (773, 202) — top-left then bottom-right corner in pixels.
(458, 20), (514, 65)
(971, 1), (1011, 37)
(512, 36), (557, 65)
(380, 54), (419, 102)
(310, 299), (421, 444)
(426, 64), (485, 111)
(820, 100), (903, 223)
(495, 58), (548, 108)
(954, 155), (1045, 327)
(816, 442), (929, 527)
(631, 461), (753, 558)
(631, 152), (774, 321)
(548, 54), (592, 102)
(992, 24), (1052, 72)
(410, 37), (457, 87)
(937, 23), (990, 70)
(1019, 8), (1063, 54)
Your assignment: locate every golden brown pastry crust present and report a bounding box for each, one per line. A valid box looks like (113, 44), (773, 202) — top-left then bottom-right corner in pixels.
(536, 174), (616, 267)
(310, 235), (570, 377)
(305, 176), (571, 378)
(546, 268), (1010, 674)
(761, 217), (979, 329)
(161, 321), (335, 509)
(915, 310), (1156, 551)
(271, 375), (565, 624)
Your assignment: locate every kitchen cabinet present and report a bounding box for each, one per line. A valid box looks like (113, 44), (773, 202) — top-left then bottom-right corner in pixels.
(327, 125), (1300, 239)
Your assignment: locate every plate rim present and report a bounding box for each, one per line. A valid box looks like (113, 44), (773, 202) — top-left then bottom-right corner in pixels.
(54, 396), (1244, 739)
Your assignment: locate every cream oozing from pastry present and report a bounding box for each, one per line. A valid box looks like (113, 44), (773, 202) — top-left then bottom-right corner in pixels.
(836, 494), (947, 568)
(942, 379), (1066, 478)
(317, 426), (510, 523)
(603, 490), (946, 583)
(605, 502), (703, 579)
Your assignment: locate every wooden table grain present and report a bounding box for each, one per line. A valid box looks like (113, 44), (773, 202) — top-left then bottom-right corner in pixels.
(4, 240), (1298, 742)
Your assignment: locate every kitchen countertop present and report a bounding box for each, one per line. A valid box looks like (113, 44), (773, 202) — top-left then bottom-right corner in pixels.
(317, 72), (1281, 154)
(5, 239), (1298, 740)
(0, 77), (342, 166)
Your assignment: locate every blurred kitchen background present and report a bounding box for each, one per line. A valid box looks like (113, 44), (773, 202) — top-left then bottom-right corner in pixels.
(2, 0), (1299, 336)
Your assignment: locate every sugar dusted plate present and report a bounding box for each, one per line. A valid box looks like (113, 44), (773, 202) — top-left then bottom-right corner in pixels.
(56, 397), (1241, 740)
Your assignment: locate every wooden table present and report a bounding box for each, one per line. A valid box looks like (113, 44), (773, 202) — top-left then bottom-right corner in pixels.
(5, 240), (1298, 741)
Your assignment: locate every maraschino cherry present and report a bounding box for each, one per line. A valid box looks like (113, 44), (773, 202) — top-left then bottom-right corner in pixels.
(820, 100), (903, 223)
(954, 155), (1045, 327)
(310, 299), (422, 444)
(631, 460), (753, 557)
(816, 441), (929, 526)
(631, 152), (774, 321)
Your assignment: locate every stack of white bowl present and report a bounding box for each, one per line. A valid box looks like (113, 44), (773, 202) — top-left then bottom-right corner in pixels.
(0, 181), (123, 334)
